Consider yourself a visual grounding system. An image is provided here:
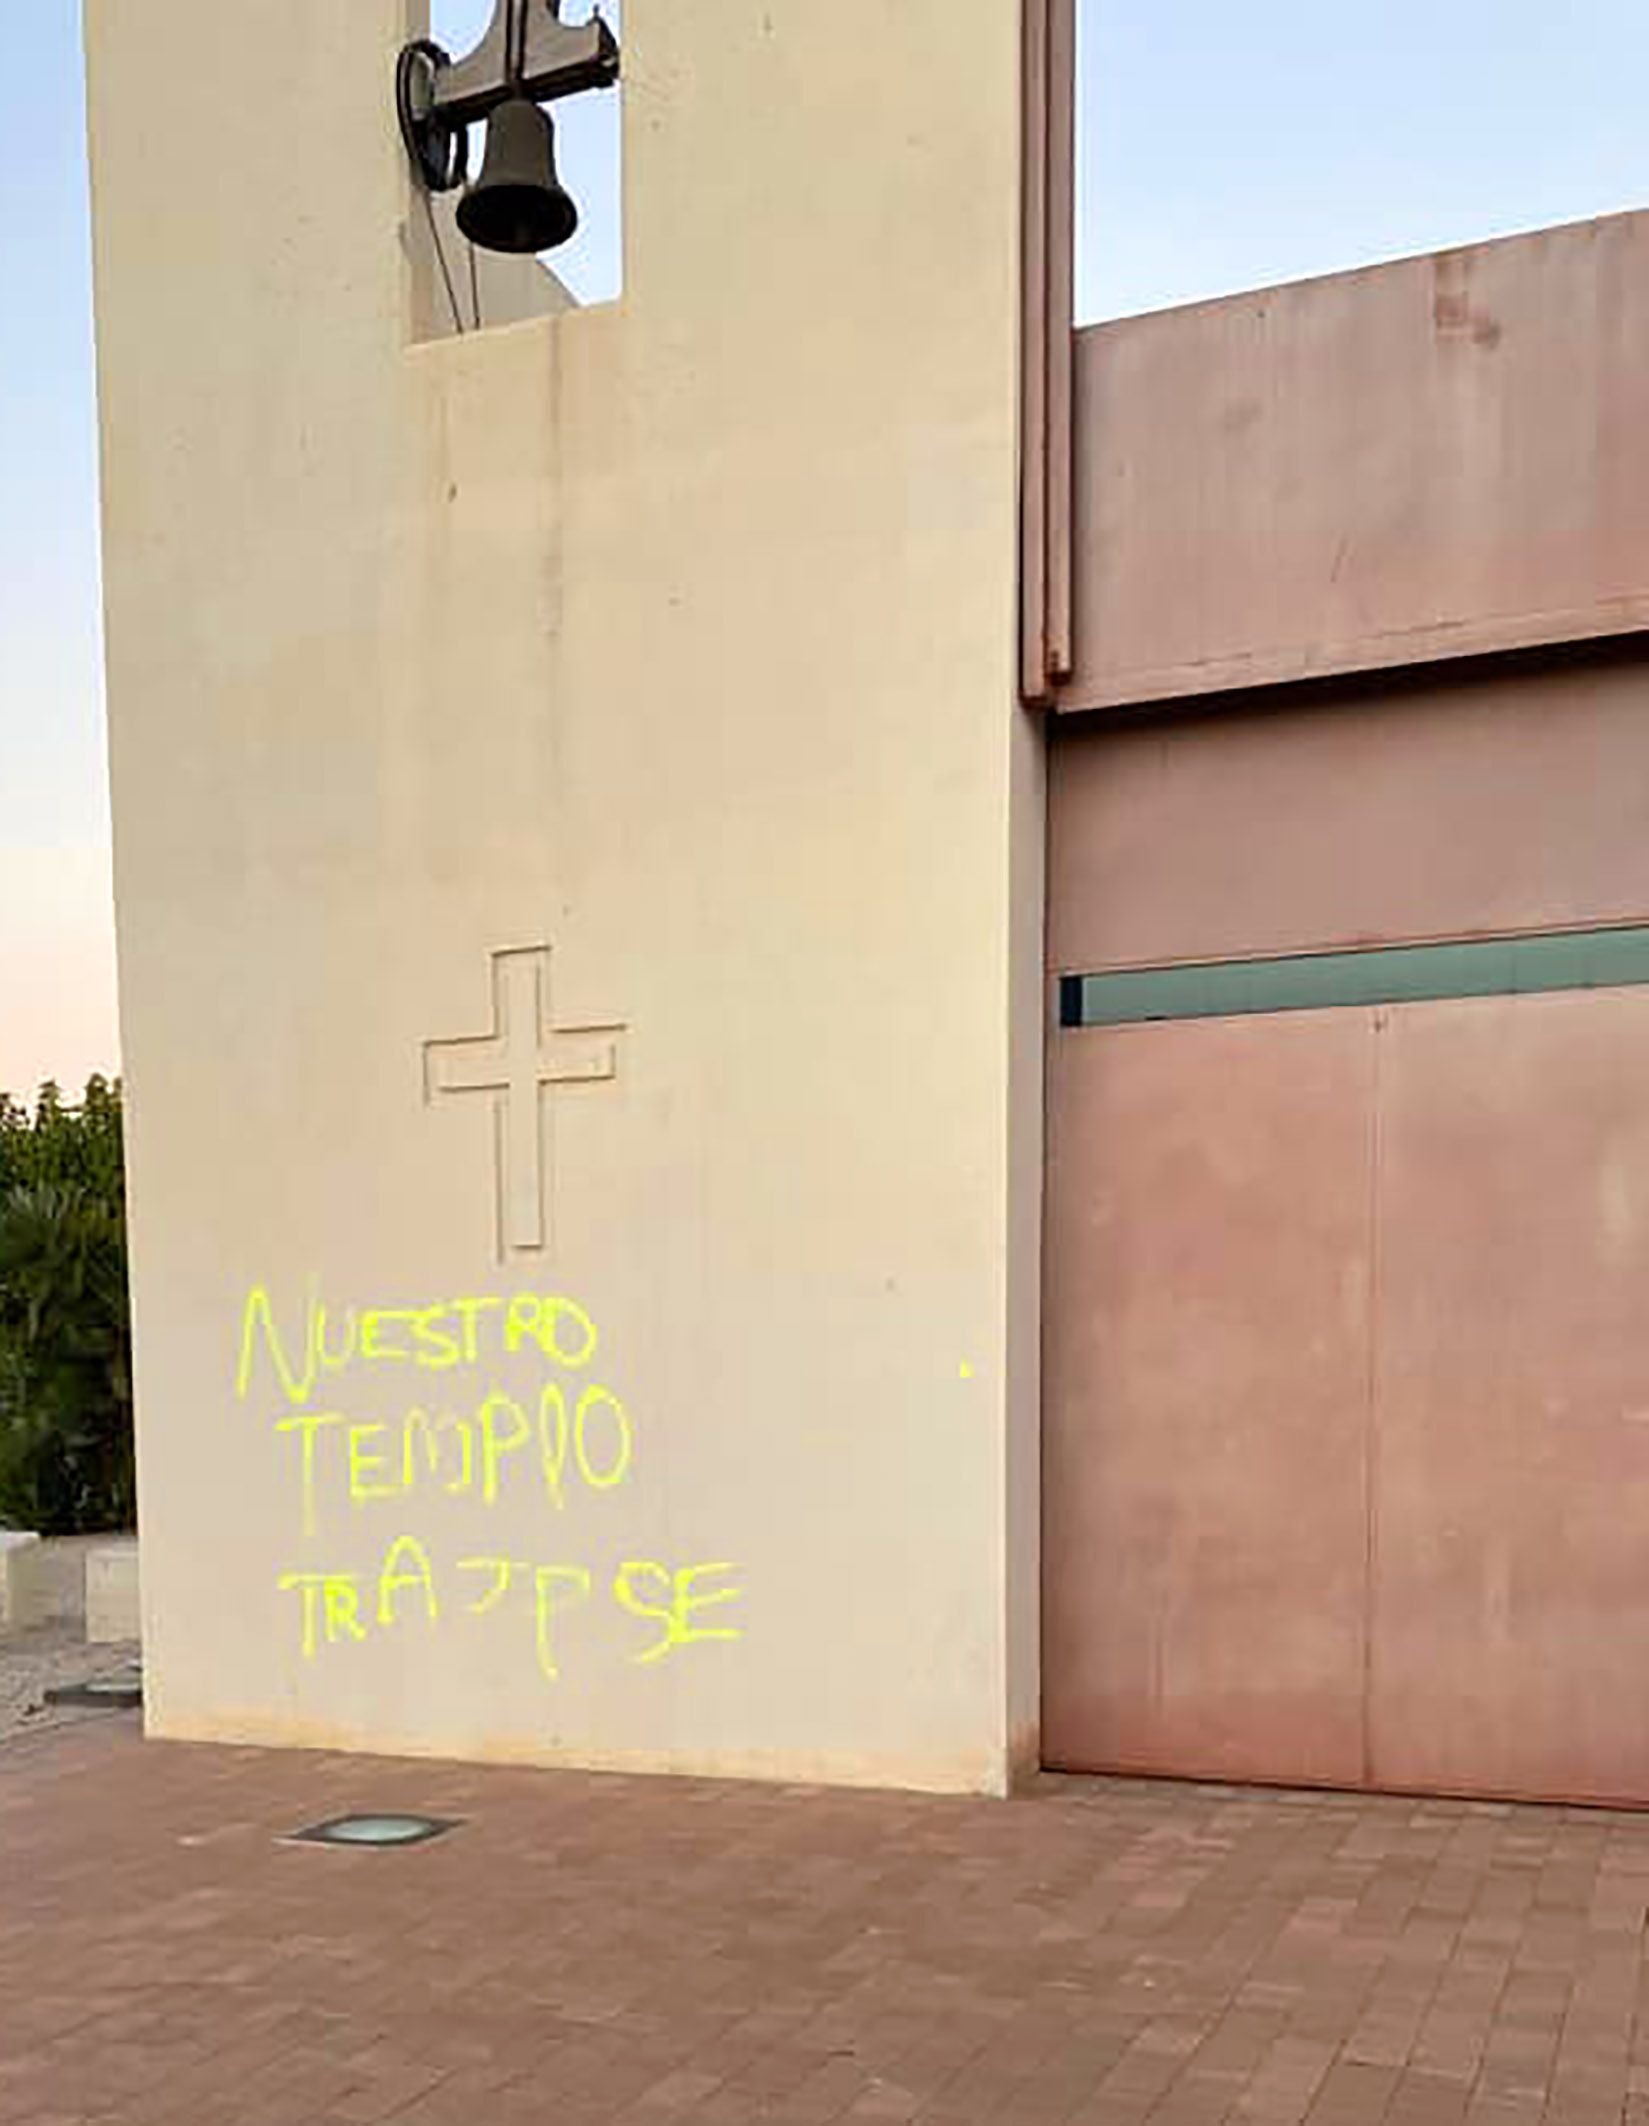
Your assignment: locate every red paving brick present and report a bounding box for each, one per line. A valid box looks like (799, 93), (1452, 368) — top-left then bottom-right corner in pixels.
(7, 1720), (1649, 2123)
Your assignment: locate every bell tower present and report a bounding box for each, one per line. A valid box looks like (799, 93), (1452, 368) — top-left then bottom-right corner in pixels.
(86, 0), (1054, 1794)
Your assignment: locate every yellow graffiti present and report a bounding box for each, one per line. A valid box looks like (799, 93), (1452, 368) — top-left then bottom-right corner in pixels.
(535, 1383), (632, 1505)
(451, 1295), (503, 1364)
(547, 1299), (598, 1369)
(277, 1550), (744, 1678)
(534, 1566), (593, 1679)
(458, 1556), (528, 1614)
(278, 1569), (368, 1658)
(238, 1284), (606, 1404)
(359, 1310), (416, 1363)
(613, 1561), (744, 1665)
(253, 1282), (748, 1684)
(324, 1576), (369, 1646)
(278, 1391), (628, 1529)
(316, 1305), (357, 1374)
(504, 1294), (598, 1369)
(411, 1308), (462, 1369)
(401, 1409), (474, 1495)
(275, 1412), (346, 1538)
(573, 1386), (632, 1490)
(346, 1422), (399, 1505)
(504, 1293), (543, 1357)
(377, 1535), (439, 1628)
(277, 1573), (321, 1657)
(478, 1391), (533, 1504)
(238, 1284), (320, 1407)
(537, 1383), (569, 1508)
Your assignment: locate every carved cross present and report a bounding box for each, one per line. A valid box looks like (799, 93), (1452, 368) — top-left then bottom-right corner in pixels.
(425, 946), (625, 1259)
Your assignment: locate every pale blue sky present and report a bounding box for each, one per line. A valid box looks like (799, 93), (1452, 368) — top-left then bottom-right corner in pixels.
(3, 0), (1647, 1097)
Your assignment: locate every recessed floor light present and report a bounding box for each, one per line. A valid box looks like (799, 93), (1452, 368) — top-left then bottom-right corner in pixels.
(43, 1669), (143, 1710)
(288, 1813), (460, 1849)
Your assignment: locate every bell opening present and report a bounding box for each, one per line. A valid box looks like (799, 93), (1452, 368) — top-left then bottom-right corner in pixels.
(414, 0), (626, 336)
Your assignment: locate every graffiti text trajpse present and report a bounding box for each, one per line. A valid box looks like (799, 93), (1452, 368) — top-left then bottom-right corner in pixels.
(236, 1284), (744, 1680)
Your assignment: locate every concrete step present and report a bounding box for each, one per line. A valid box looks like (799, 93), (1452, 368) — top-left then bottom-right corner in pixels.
(0, 1532), (140, 1642)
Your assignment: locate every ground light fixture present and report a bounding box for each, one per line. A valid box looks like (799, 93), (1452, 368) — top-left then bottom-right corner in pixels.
(43, 1665), (143, 1711)
(288, 1814), (462, 1850)
(396, 0), (620, 256)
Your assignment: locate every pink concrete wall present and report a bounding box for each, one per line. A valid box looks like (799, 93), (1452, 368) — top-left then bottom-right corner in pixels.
(1049, 657), (1649, 976)
(1045, 652), (1649, 1803)
(1043, 199), (1649, 1808)
(1063, 211), (1649, 714)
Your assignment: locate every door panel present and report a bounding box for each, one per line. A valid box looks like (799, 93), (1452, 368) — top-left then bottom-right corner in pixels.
(1043, 1011), (1374, 1785)
(1371, 991), (1649, 1803)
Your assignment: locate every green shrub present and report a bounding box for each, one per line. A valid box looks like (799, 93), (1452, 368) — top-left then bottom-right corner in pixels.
(0, 1078), (134, 1534)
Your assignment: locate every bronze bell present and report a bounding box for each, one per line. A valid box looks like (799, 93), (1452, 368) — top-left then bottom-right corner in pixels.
(457, 94), (579, 256)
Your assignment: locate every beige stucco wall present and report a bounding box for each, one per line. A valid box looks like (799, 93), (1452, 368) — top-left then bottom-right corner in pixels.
(87, 0), (1042, 1791)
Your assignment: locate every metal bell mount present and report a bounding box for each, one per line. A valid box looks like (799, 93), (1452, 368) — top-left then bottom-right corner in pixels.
(396, 0), (620, 256)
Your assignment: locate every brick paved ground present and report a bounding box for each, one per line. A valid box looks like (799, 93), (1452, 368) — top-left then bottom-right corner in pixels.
(5, 1720), (1649, 2125)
